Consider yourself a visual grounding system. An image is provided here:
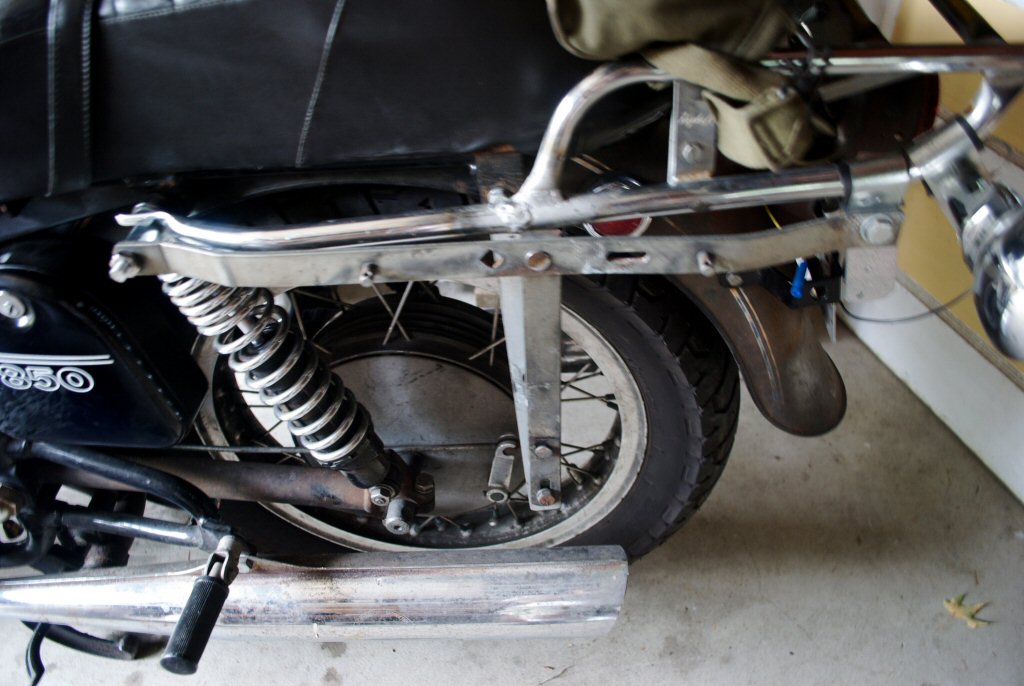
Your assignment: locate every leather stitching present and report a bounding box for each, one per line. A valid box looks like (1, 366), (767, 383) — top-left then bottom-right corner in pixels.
(82, 0), (94, 182)
(46, 0), (61, 196)
(295, 0), (347, 167)
(100, 0), (244, 25)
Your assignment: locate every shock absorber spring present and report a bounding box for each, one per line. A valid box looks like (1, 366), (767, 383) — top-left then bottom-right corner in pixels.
(160, 275), (393, 489)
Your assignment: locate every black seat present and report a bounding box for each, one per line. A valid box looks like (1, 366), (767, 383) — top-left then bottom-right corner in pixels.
(0, 0), (595, 202)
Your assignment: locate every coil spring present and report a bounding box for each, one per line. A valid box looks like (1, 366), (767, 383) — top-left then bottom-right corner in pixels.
(160, 274), (389, 486)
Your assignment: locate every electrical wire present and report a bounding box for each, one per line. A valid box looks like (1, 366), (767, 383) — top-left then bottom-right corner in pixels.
(769, 206), (971, 325)
(840, 288), (972, 324)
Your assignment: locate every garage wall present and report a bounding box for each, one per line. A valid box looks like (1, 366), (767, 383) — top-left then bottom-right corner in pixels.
(847, 0), (1024, 502)
(892, 0), (1024, 375)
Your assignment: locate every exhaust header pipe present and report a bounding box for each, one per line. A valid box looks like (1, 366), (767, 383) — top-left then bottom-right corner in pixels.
(0, 547), (627, 640)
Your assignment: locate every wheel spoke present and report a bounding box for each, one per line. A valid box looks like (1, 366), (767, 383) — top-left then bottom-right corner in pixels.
(560, 361), (595, 388)
(561, 370), (602, 388)
(368, 283), (412, 341)
(293, 289), (351, 307)
(563, 396), (615, 405)
(289, 292), (309, 340)
(312, 309), (348, 340)
(467, 336), (506, 361)
(488, 305), (500, 366)
(562, 383), (606, 402)
(561, 459), (583, 486)
(505, 501), (522, 526)
(416, 281), (441, 302)
(255, 419), (284, 440)
(561, 443), (604, 459)
(382, 281), (415, 345)
(562, 458), (599, 480)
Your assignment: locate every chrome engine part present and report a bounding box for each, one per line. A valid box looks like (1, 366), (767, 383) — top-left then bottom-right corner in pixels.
(160, 275), (394, 488)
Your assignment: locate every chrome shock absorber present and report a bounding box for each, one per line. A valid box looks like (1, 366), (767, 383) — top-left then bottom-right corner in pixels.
(160, 275), (396, 490)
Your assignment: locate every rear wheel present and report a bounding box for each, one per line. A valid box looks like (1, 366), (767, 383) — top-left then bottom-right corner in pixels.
(197, 274), (739, 559)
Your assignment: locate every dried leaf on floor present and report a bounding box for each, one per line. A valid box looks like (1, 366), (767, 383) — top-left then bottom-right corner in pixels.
(944, 593), (991, 629)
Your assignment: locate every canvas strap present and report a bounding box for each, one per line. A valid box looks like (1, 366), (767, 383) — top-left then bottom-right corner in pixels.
(645, 43), (832, 170)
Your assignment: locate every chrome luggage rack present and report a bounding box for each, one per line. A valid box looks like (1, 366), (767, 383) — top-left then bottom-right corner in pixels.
(111, 46), (1024, 286)
(111, 43), (1024, 510)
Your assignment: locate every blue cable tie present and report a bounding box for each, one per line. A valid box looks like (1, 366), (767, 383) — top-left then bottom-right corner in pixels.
(790, 260), (809, 299)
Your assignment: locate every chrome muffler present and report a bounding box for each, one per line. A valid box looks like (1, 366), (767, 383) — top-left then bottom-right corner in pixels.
(0, 547), (627, 640)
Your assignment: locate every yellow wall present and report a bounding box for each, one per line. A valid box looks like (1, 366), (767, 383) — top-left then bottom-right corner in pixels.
(891, 0), (1024, 373)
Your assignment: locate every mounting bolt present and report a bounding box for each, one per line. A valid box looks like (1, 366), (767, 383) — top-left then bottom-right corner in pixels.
(680, 142), (705, 164)
(533, 444), (554, 459)
(485, 488), (509, 504)
(109, 253), (143, 283)
(534, 488), (558, 507)
(0, 290), (34, 330)
(859, 215), (898, 245)
(384, 499), (414, 535)
(359, 263), (378, 287)
(696, 251), (715, 277)
(0, 291), (27, 321)
(525, 251), (553, 272)
(367, 485), (392, 508)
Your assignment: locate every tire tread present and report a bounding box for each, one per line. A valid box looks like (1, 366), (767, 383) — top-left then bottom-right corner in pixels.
(584, 276), (740, 559)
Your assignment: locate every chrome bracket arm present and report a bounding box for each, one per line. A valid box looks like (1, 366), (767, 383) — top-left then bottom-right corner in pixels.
(499, 274), (563, 511)
(112, 216), (869, 287)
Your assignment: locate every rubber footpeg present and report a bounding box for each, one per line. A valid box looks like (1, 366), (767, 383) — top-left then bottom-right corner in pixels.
(160, 575), (229, 675)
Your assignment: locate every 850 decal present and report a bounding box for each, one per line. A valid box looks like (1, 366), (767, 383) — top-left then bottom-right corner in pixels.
(0, 353), (113, 393)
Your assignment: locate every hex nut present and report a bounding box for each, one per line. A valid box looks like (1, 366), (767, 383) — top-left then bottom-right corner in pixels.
(367, 485), (392, 507)
(534, 488), (558, 507)
(859, 215), (898, 245)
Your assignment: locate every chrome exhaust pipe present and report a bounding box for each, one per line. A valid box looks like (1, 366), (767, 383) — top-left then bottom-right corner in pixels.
(0, 547), (627, 640)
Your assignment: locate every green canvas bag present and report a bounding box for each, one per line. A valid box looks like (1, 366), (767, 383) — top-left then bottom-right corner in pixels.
(546, 0), (832, 170)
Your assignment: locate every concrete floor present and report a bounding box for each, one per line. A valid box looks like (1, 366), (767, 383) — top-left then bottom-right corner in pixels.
(2, 327), (1023, 686)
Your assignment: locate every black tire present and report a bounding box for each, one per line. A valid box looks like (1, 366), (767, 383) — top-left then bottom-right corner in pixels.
(197, 186), (740, 560)
(560, 275), (740, 558)
(214, 275), (739, 560)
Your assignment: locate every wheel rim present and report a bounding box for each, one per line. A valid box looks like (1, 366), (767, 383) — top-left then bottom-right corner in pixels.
(196, 282), (647, 550)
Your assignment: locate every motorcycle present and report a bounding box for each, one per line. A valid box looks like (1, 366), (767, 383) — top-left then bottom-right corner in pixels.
(0, 0), (1021, 681)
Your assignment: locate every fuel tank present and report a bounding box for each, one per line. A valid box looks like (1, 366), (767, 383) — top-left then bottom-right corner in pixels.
(0, 239), (206, 447)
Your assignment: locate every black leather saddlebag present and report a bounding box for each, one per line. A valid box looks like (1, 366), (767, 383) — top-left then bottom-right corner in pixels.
(0, 0), (594, 202)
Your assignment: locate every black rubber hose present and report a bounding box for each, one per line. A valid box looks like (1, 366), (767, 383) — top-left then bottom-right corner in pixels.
(22, 622), (140, 661)
(25, 623), (48, 686)
(23, 443), (219, 522)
